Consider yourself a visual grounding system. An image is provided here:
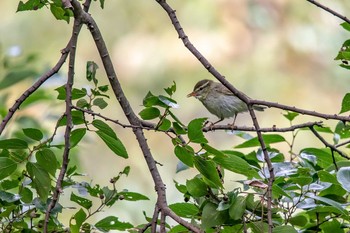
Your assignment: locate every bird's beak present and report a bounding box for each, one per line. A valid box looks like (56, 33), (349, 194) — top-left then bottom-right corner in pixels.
(187, 92), (196, 98)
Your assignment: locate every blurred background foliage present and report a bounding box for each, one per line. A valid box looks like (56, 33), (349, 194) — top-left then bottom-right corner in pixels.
(1, 0), (350, 227)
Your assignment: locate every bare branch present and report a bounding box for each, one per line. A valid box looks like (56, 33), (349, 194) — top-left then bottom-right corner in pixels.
(69, 1), (201, 231)
(0, 46), (70, 136)
(306, 0), (350, 24)
(309, 126), (350, 159)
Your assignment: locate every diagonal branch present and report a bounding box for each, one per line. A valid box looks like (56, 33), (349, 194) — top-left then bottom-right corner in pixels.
(69, 1), (202, 232)
(0, 45), (70, 136)
(306, 0), (350, 24)
(155, 0), (274, 231)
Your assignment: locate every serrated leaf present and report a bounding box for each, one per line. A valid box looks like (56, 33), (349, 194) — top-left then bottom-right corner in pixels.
(26, 162), (51, 201)
(188, 118), (208, 143)
(96, 131), (128, 158)
(337, 167), (350, 192)
(50, 3), (70, 23)
(235, 134), (286, 148)
(194, 156), (222, 188)
(23, 128), (43, 141)
(36, 149), (58, 177)
(174, 145), (194, 167)
(0, 158), (17, 180)
(70, 193), (92, 209)
(340, 93), (350, 114)
(139, 107), (160, 120)
(95, 216), (133, 231)
(0, 138), (28, 149)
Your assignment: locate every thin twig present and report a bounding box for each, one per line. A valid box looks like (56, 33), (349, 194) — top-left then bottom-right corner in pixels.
(309, 126), (350, 159)
(0, 46), (70, 136)
(306, 0), (350, 24)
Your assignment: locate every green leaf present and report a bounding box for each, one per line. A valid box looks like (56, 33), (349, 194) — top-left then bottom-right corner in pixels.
(340, 93), (350, 114)
(0, 69), (37, 90)
(188, 118), (208, 143)
(76, 98), (89, 108)
(158, 95), (179, 108)
(235, 134), (285, 148)
(98, 85), (109, 92)
(201, 143), (225, 157)
(17, 0), (45, 11)
(272, 225), (298, 233)
(50, 3), (70, 23)
(306, 194), (348, 216)
(26, 162), (51, 201)
(319, 219), (343, 233)
(289, 176), (313, 187)
(93, 98), (108, 109)
(92, 119), (116, 138)
(139, 107), (160, 120)
(283, 111), (299, 121)
(164, 81), (176, 96)
(0, 138), (28, 149)
(86, 61), (99, 84)
(36, 149), (58, 177)
(95, 131), (128, 158)
(169, 203), (199, 218)
(70, 192), (93, 210)
(55, 85), (87, 100)
(0, 158), (17, 180)
(173, 122), (186, 135)
(174, 145), (194, 167)
(229, 196), (246, 220)
(59, 110), (86, 126)
(289, 214), (308, 227)
(213, 152), (259, 178)
(95, 216), (133, 231)
(186, 176), (208, 197)
(23, 128), (43, 141)
(272, 184), (291, 199)
(118, 191), (149, 201)
(318, 170), (339, 184)
(70, 208), (87, 233)
(341, 22), (350, 32)
(201, 202), (228, 229)
(337, 167), (350, 192)
(70, 128), (86, 148)
(301, 148), (334, 169)
(157, 118), (171, 131)
(194, 156), (222, 188)
(20, 187), (33, 204)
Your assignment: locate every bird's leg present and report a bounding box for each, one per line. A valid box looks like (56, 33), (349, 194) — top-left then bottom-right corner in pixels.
(211, 118), (224, 126)
(228, 114), (238, 130)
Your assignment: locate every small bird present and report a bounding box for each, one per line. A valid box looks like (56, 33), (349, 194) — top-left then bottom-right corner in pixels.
(187, 79), (265, 125)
